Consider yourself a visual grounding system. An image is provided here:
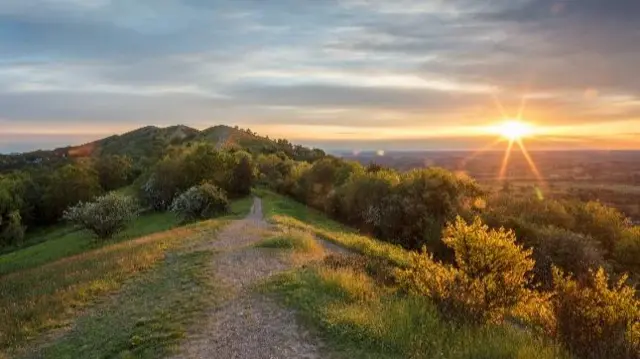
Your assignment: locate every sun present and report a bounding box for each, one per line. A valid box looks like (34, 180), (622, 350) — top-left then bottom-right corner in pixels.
(497, 120), (534, 141)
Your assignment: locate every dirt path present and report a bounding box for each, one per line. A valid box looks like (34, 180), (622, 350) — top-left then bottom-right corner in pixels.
(171, 197), (322, 359)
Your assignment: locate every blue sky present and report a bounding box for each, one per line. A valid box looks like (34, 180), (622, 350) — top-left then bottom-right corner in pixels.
(1, 0), (639, 152)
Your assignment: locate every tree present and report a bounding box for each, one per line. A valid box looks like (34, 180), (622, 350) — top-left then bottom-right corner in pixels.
(94, 155), (133, 191)
(42, 163), (102, 223)
(0, 174), (26, 246)
(228, 151), (254, 197)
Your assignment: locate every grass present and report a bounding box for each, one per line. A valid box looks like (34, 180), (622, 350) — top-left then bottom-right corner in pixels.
(0, 196), (254, 357)
(256, 229), (323, 254)
(27, 249), (217, 359)
(0, 212), (180, 277)
(256, 189), (411, 267)
(0, 195), (254, 277)
(262, 263), (569, 359)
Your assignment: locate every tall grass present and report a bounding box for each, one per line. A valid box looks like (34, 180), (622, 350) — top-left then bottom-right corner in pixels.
(263, 263), (569, 359)
(258, 190), (410, 267)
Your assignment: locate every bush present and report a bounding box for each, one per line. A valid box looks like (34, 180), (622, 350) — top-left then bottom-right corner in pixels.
(552, 267), (640, 359)
(398, 217), (536, 324)
(170, 183), (229, 223)
(0, 211), (25, 247)
(63, 193), (139, 239)
(530, 226), (607, 289)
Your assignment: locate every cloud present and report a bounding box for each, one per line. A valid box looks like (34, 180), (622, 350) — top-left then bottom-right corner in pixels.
(0, 0), (638, 151)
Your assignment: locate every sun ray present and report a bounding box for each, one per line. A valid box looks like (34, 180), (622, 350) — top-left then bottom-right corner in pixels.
(463, 138), (504, 165)
(515, 138), (544, 184)
(499, 140), (514, 180)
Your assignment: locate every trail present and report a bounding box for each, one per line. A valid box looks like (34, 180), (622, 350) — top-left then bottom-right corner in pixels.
(171, 197), (321, 359)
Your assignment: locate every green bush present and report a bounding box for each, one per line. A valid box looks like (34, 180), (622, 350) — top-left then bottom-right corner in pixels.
(552, 267), (640, 359)
(398, 217), (535, 324)
(63, 193), (139, 239)
(530, 226), (607, 289)
(170, 183), (229, 223)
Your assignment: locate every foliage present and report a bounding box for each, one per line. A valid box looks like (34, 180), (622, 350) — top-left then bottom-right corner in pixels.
(64, 193), (139, 239)
(94, 154), (134, 191)
(398, 217), (535, 324)
(0, 174), (26, 247)
(43, 162), (103, 223)
(170, 183), (229, 223)
(227, 150), (255, 196)
(263, 263), (568, 359)
(552, 267), (640, 359)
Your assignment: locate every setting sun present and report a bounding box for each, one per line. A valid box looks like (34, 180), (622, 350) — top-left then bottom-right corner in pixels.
(497, 120), (534, 141)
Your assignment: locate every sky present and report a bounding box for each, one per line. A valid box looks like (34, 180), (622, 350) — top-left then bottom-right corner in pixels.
(1, 0), (639, 152)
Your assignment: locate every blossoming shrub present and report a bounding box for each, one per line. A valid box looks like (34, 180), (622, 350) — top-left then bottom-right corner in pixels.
(398, 217), (536, 324)
(64, 193), (139, 239)
(552, 267), (640, 359)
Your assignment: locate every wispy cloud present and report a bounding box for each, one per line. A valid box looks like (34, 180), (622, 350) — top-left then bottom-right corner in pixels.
(0, 0), (639, 151)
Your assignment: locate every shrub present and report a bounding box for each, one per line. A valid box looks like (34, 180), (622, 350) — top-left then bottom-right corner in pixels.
(552, 267), (640, 359)
(63, 193), (139, 239)
(398, 217), (536, 324)
(170, 183), (229, 223)
(530, 226), (607, 289)
(0, 211), (25, 247)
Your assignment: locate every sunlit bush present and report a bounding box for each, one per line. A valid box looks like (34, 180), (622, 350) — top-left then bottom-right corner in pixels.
(63, 193), (139, 239)
(170, 183), (229, 222)
(552, 267), (640, 359)
(398, 217), (535, 324)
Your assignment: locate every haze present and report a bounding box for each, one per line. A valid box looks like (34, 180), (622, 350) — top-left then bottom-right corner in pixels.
(1, 0), (639, 152)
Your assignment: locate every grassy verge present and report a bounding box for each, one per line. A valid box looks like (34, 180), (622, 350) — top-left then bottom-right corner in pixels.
(262, 262), (568, 359)
(0, 212), (179, 276)
(256, 229), (323, 254)
(257, 190), (410, 267)
(27, 249), (216, 359)
(0, 196), (253, 357)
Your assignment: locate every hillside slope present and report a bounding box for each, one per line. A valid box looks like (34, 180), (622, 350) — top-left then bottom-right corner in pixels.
(0, 125), (302, 172)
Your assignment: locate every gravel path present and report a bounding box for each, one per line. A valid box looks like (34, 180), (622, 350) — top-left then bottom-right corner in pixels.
(171, 197), (322, 359)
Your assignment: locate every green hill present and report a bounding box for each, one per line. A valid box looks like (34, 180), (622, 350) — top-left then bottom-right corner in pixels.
(0, 125), (310, 172)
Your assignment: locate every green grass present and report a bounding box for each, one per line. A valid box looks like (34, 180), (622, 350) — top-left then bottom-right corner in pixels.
(257, 190), (410, 267)
(26, 249), (217, 359)
(263, 263), (569, 359)
(256, 229), (323, 254)
(0, 212), (180, 277)
(0, 196), (254, 277)
(0, 196), (254, 357)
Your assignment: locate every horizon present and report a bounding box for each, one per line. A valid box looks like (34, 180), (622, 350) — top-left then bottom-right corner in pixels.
(1, 1), (640, 151)
(2, 124), (640, 155)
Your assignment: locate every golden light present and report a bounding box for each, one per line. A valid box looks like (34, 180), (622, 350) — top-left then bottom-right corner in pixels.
(497, 120), (534, 141)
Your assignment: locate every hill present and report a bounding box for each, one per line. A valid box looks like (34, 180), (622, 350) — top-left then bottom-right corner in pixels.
(0, 125), (313, 172)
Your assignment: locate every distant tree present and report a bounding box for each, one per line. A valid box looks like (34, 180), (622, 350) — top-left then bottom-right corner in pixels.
(0, 174), (26, 246)
(43, 162), (102, 222)
(228, 151), (255, 197)
(94, 155), (133, 191)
